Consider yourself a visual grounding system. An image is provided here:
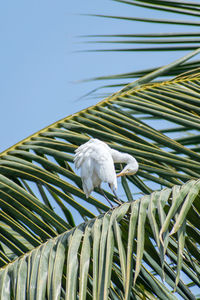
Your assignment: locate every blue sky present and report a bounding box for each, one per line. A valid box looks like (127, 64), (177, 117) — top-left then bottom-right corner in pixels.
(0, 0), (199, 152)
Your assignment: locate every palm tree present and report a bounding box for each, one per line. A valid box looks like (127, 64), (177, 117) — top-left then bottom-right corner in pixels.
(0, 1), (200, 299)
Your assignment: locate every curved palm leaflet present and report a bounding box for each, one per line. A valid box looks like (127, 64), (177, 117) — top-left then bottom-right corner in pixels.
(0, 69), (200, 299)
(82, 0), (200, 93)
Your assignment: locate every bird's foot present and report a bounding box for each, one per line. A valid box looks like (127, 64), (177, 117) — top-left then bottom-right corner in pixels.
(113, 190), (123, 206)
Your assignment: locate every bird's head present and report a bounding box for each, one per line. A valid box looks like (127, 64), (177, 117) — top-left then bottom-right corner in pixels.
(117, 162), (139, 177)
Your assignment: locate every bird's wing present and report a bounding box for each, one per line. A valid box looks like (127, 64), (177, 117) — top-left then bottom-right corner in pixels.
(74, 139), (95, 169)
(74, 139), (117, 193)
(80, 158), (94, 197)
(92, 145), (117, 190)
(74, 139), (107, 169)
(74, 139), (102, 196)
(75, 138), (116, 178)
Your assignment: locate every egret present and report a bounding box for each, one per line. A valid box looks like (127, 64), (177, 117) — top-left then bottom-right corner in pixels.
(74, 138), (138, 207)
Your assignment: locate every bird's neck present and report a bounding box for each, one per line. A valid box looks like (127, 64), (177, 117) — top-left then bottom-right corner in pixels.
(111, 149), (136, 164)
(122, 153), (135, 164)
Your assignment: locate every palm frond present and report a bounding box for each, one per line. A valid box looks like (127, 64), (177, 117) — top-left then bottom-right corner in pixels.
(81, 0), (200, 91)
(0, 179), (199, 299)
(0, 68), (200, 273)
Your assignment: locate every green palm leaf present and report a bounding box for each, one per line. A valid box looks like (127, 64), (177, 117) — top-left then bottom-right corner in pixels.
(0, 63), (200, 237)
(0, 61), (200, 297)
(81, 0), (200, 92)
(0, 179), (199, 299)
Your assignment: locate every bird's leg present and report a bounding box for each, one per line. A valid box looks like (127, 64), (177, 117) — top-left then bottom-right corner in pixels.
(99, 188), (114, 208)
(113, 189), (123, 205)
(108, 184), (123, 206)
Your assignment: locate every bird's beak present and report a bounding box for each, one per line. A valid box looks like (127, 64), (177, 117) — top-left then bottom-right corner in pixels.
(117, 172), (126, 177)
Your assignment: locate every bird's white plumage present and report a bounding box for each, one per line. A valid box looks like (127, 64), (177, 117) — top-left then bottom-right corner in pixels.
(74, 139), (117, 197)
(74, 138), (139, 199)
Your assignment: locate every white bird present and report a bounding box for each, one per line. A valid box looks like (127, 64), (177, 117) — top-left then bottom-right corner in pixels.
(74, 138), (139, 206)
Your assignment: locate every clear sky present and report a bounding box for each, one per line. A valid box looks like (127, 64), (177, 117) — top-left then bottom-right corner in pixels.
(0, 0), (198, 152)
